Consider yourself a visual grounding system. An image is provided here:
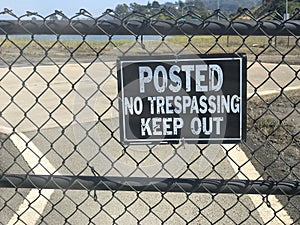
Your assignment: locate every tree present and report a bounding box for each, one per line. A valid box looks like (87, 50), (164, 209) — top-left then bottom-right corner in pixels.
(129, 3), (147, 12)
(115, 3), (130, 18)
(152, 1), (160, 8)
(49, 15), (58, 20)
(254, 0), (300, 18)
(193, 0), (206, 11)
(178, 0), (185, 8)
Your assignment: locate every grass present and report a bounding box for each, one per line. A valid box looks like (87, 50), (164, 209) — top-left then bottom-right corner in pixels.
(1, 35), (297, 51)
(165, 35), (300, 55)
(255, 117), (280, 136)
(0, 35), (299, 64)
(0, 37), (134, 52)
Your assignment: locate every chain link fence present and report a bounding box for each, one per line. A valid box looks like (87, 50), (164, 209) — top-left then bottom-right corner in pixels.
(0, 8), (299, 224)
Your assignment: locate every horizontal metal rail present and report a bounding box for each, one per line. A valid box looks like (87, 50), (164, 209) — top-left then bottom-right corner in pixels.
(0, 19), (300, 36)
(1, 174), (299, 195)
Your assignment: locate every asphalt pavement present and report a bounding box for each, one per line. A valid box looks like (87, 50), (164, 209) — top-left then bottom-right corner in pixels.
(1, 61), (299, 224)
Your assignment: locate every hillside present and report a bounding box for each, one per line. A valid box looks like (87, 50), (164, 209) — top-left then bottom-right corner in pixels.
(202, 0), (261, 15)
(114, 0), (300, 19)
(255, 0), (300, 18)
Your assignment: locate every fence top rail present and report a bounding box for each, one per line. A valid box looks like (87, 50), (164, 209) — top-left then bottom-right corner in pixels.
(0, 19), (300, 36)
(1, 174), (300, 195)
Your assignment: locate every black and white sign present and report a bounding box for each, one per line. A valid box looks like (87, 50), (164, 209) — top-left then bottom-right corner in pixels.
(117, 54), (246, 144)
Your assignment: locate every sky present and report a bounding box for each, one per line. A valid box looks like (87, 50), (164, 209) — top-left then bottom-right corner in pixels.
(0, 0), (171, 18)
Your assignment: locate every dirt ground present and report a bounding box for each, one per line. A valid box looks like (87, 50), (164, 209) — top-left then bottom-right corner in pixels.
(243, 89), (300, 223)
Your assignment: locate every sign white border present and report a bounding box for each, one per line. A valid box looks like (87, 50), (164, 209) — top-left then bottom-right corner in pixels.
(119, 56), (244, 144)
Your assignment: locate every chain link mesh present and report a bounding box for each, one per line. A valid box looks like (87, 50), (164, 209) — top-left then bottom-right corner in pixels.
(0, 8), (299, 224)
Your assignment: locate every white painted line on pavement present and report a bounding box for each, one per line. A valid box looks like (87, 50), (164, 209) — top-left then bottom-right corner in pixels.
(7, 132), (59, 225)
(249, 85), (300, 97)
(223, 144), (293, 224)
(0, 126), (13, 135)
(1, 82), (298, 224)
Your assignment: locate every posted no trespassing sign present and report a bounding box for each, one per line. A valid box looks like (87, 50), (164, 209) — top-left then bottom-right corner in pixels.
(117, 54), (247, 145)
